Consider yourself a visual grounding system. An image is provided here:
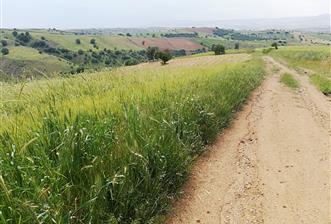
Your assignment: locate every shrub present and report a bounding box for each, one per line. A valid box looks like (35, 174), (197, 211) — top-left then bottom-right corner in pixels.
(125, 58), (139, 66)
(271, 42), (278, 49)
(12, 30), (18, 37)
(1, 40), (8, 47)
(1, 47), (9, 55)
(76, 66), (85, 73)
(32, 40), (48, 48)
(76, 39), (81, 44)
(235, 42), (240, 50)
(90, 39), (96, 45)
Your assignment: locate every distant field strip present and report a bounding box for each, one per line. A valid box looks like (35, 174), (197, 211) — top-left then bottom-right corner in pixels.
(270, 45), (331, 75)
(270, 45), (331, 95)
(0, 54), (264, 223)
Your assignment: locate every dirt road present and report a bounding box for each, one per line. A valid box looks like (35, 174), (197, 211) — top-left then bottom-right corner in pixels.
(166, 57), (330, 224)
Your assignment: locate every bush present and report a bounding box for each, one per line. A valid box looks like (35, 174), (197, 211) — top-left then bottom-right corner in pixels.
(1, 40), (8, 47)
(32, 40), (48, 48)
(125, 58), (139, 66)
(1, 47), (9, 55)
(78, 49), (84, 55)
(212, 44), (225, 55)
(12, 30), (18, 37)
(76, 39), (81, 44)
(76, 66), (85, 73)
(235, 42), (240, 50)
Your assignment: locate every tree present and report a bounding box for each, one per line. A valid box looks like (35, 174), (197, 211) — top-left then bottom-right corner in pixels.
(156, 50), (172, 65)
(1, 40), (8, 47)
(12, 31), (18, 37)
(235, 42), (240, 50)
(146, 46), (159, 61)
(126, 33), (132, 37)
(75, 39), (81, 44)
(90, 39), (96, 44)
(212, 44), (225, 55)
(1, 48), (9, 55)
(271, 42), (278, 49)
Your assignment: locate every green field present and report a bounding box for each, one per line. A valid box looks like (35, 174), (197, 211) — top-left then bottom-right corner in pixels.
(30, 31), (143, 51)
(0, 54), (264, 223)
(269, 45), (331, 95)
(0, 46), (71, 80)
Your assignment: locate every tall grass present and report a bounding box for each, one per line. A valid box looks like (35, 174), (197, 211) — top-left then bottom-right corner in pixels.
(310, 74), (331, 95)
(0, 56), (264, 223)
(269, 45), (331, 76)
(270, 45), (330, 95)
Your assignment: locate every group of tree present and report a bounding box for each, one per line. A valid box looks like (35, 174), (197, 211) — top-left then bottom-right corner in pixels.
(146, 47), (172, 65)
(163, 32), (199, 38)
(213, 27), (279, 41)
(15, 32), (32, 45)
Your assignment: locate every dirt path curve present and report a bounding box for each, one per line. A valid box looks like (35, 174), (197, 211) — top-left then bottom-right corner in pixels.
(166, 56), (330, 224)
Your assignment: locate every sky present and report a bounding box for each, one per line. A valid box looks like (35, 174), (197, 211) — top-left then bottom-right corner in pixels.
(1, 0), (330, 28)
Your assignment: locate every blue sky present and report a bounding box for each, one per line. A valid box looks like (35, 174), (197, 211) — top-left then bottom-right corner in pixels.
(1, 0), (329, 28)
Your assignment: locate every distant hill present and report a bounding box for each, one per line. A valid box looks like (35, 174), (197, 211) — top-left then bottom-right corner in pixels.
(175, 14), (331, 32)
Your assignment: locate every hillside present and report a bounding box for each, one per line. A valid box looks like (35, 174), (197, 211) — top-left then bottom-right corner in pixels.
(0, 27), (329, 82)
